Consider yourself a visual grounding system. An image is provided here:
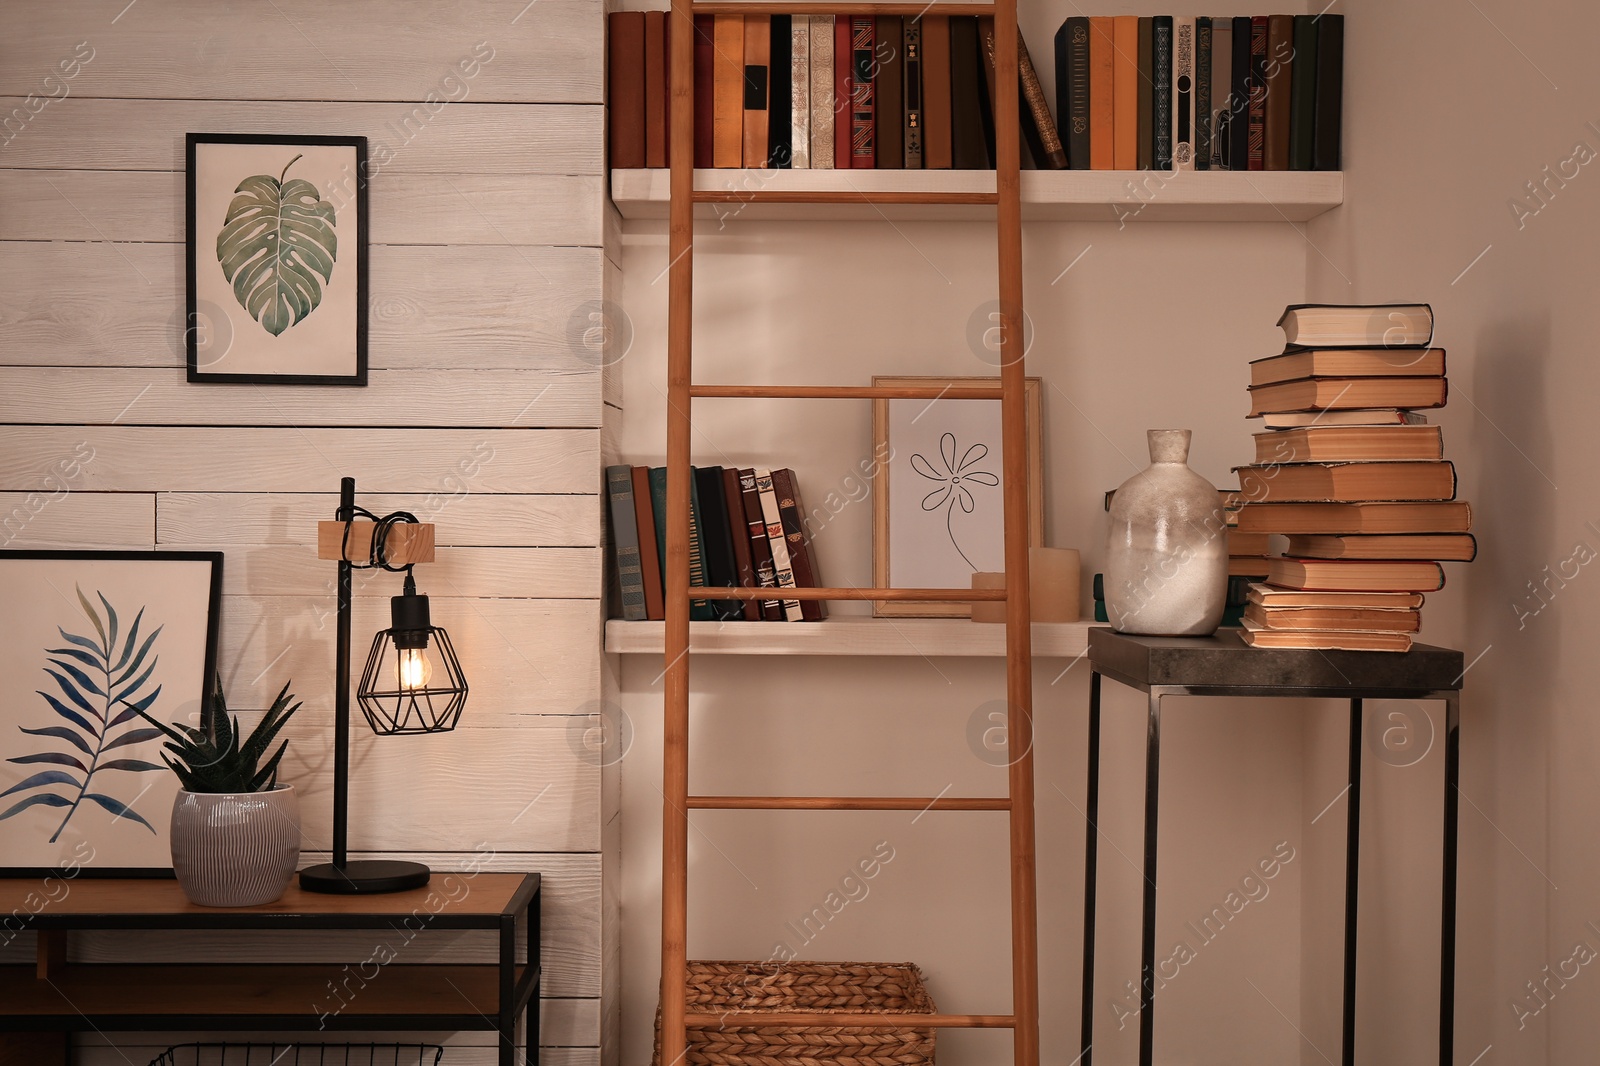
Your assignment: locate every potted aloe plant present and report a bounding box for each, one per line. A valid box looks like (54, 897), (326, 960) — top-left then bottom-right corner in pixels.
(133, 679), (302, 907)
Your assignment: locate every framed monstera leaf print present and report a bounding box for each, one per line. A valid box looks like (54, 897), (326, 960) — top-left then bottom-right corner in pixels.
(0, 551), (222, 875)
(186, 133), (368, 385)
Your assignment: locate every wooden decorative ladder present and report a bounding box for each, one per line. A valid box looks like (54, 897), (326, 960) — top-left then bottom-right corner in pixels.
(658, 2), (1040, 1064)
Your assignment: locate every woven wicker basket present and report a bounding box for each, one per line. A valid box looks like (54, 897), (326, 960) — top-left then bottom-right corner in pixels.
(653, 960), (938, 1066)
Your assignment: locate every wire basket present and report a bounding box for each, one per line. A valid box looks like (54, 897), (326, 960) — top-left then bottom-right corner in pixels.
(147, 1044), (444, 1066)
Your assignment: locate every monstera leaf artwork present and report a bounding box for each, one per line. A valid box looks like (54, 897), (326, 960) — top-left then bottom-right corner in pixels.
(0, 588), (165, 841)
(216, 153), (339, 337)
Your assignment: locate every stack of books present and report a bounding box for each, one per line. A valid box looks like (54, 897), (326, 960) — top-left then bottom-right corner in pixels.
(604, 465), (825, 623)
(1234, 304), (1476, 652)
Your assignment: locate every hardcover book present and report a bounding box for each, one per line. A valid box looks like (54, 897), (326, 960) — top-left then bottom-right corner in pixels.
(712, 15), (745, 167)
(1234, 500), (1473, 535)
(1151, 16), (1173, 170)
(1055, 16), (1090, 170)
(1211, 16), (1231, 167)
(1288, 14), (1318, 170)
(1263, 13), (1294, 170)
(631, 466), (664, 621)
(851, 16), (876, 167)
(876, 16), (904, 169)
(922, 15), (953, 168)
(1278, 303), (1435, 349)
(742, 15), (772, 167)
(1253, 425), (1445, 464)
(694, 466), (746, 620)
(835, 16), (853, 169)
(1247, 377), (1448, 417)
(1313, 14), (1344, 170)
(1171, 17), (1196, 170)
(903, 17), (924, 167)
(1284, 533), (1478, 562)
(773, 469), (826, 621)
(1137, 16), (1153, 169)
(1266, 557), (1446, 593)
(693, 15), (716, 167)
(605, 465), (646, 621)
(950, 16), (990, 169)
(1235, 461), (1458, 503)
(1194, 17), (1212, 170)
(648, 467), (716, 621)
(1250, 346), (1446, 386)
(1018, 30), (1067, 169)
(721, 466), (762, 620)
(738, 468), (785, 621)
(1229, 17), (1251, 172)
(790, 15), (812, 168)
(643, 11), (667, 168)
(755, 469), (804, 621)
(768, 14), (793, 168)
(608, 12), (646, 169)
(810, 16), (835, 169)
(1247, 15), (1267, 170)
(1112, 15), (1139, 169)
(1088, 16), (1115, 169)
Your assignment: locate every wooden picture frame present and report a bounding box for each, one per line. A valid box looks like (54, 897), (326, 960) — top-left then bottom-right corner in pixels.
(186, 133), (369, 385)
(872, 376), (1044, 617)
(0, 551), (223, 876)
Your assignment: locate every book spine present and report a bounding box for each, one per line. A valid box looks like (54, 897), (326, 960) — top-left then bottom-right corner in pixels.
(976, 15), (998, 166)
(686, 470), (716, 620)
(712, 15), (744, 167)
(922, 15), (953, 168)
(1151, 16), (1172, 171)
(1209, 16), (1230, 168)
(694, 467), (744, 621)
(605, 466), (646, 621)
(1111, 16), (1139, 170)
(755, 469), (804, 621)
(608, 12), (647, 170)
(649, 467), (714, 621)
(834, 16), (852, 169)
(1312, 14), (1343, 171)
(772, 469), (826, 622)
(810, 16), (835, 169)
(663, 17), (672, 164)
(1018, 31), (1066, 169)
(949, 16), (988, 169)
(1137, 17), (1153, 170)
(768, 14), (793, 168)
(738, 468), (785, 621)
(1194, 17), (1212, 171)
(851, 16), (876, 167)
(1087, 16), (1114, 170)
(693, 16), (715, 168)
(1247, 16), (1267, 171)
(1171, 17), (1195, 170)
(631, 466), (664, 621)
(742, 15), (771, 167)
(903, 18), (924, 168)
(790, 16), (811, 168)
(1287, 15), (1317, 170)
(1264, 13), (1294, 171)
(875, 16), (904, 170)
(1229, 17), (1251, 173)
(643, 11), (666, 168)
(721, 467), (762, 620)
(1055, 16), (1090, 170)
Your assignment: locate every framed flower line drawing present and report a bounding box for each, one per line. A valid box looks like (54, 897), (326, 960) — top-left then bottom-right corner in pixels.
(0, 551), (223, 875)
(186, 133), (368, 385)
(872, 376), (1044, 618)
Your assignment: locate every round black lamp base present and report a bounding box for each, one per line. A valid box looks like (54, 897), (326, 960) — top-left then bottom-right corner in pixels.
(299, 859), (431, 894)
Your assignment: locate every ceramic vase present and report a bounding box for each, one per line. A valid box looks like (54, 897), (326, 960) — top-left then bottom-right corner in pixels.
(170, 785), (300, 907)
(1104, 429), (1229, 636)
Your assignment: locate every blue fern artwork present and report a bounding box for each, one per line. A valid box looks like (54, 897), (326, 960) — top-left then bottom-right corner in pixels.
(0, 586), (166, 841)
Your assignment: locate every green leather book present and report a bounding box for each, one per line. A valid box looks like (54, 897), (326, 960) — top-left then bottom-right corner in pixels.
(1288, 15), (1319, 170)
(649, 467), (716, 621)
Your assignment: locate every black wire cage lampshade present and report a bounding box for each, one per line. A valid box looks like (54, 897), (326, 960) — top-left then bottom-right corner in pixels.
(358, 573), (468, 735)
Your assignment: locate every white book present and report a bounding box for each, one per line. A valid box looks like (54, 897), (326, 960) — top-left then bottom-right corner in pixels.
(1171, 17), (1197, 170)
(790, 16), (811, 168)
(754, 469), (804, 620)
(809, 16), (834, 169)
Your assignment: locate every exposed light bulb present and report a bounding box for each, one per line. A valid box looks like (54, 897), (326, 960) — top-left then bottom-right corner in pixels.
(397, 646), (432, 690)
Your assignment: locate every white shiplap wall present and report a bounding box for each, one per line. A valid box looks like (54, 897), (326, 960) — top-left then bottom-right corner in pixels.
(0, 2), (613, 1062)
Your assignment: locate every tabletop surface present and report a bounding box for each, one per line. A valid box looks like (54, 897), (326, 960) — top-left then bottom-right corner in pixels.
(1088, 627), (1465, 694)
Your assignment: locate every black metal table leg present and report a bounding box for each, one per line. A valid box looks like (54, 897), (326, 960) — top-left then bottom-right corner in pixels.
(1441, 694), (1460, 1066)
(1080, 670), (1102, 1066)
(500, 912), (517, 1066)
(530, 883), (542, 1065)
(1138, 692), (1162, 1066)
(1343, 699), (1363, 1066)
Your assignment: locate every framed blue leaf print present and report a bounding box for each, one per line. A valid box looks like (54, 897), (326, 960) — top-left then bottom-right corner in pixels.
(0, 551), (222, 875)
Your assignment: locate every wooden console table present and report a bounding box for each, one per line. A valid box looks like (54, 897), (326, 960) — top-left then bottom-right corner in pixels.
(0, 872), (540, 1066)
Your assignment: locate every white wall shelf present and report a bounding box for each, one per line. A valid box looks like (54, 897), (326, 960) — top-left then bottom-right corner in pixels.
(605, 617), (1093, 658)
(610, 168), (1344, 222)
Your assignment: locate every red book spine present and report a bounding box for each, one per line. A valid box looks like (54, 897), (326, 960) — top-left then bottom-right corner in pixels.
(773, 469), (826, 621)
(738, 468), (785, 621)
(608, 13), (647, 169)
(722, 467), (762, 620)
(834, 16), (852, 169)
(644, 11), (667, 168)
(693, 15), (715, 168)
(850, 16), (875, 167)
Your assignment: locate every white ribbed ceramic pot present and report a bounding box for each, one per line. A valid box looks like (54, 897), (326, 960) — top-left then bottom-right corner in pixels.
(170, 785), (300, 907)
(1104, 429), (1229, 636)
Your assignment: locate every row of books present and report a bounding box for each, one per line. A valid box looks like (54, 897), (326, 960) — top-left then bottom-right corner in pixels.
(604, 465), (825, 623)
(1058, 14), (1343, 173)
(1232, 303), (1476, 652)
(606, 11), (1345, 172)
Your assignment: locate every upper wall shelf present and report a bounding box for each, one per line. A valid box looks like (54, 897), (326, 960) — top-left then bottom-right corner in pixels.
(605, 617), (1092, 658)
(609, 168), (1344, 222)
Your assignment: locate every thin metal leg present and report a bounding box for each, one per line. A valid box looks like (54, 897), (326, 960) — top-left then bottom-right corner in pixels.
(1138, 693), (1162, 1066)
(1343, 698), (1363, 1066)
(500, 914), (517, 1066)
(1080, 670), (1102, 1066)
(1440, 695), (1460, 1066)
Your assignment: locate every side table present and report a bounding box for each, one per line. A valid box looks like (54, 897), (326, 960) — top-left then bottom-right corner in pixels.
(1079, 628), (1463, 1066)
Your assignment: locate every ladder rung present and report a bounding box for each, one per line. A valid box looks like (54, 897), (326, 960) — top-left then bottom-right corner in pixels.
(684, 1012), (1017, 1029)
(686, 586), (1005, 601)
(692, 189), (998, 207)
(691, 3), (998, 14)
(691, 385), (1003, 400)
(687, 796), (1011, 811)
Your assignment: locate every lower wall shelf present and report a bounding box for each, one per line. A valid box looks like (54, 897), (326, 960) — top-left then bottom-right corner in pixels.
(604, 618), (1093, 658)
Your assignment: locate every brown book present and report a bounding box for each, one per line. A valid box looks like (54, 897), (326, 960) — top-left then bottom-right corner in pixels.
(721, 467), (762, 620)
(977, 15), (997, 163)
(1262, 409), (1430, 430)
(1229, 557), (1271, 577)
(876, 16), (904, 170)
(1019, 30), (1067, 168)
(1088, 16), (1115, 169)
(1284, 533), (1479, 562)
(1248, 583), (1426, 609)
(1236, 461), (1457, 503)
(693, 15), (715, 167)
(1236, 500), (1473, 535)
(1112, 15), (1139, 168)
(1251, 347), (1446, 387)
(922, 15), (953, 168)
(835, 16), (853, 169)
(738, 468), (785, 621)
(1241, 625), (1413, 653)
(1245, 602), (1422, 633)
(810, 16), (835, 169)
(773, 469), (826, 621)
(712, 15), (745, 167)
(743, 14), (771, 166)
(1267, 557), (1446, 593)
(1136, 17), (1153, 169)
(644, 11), (667, 167)
(1254, 426), (1444, 464)
(1248, 377), (1448, 417)
(850, 16), (875, 167)
(630, 466), (664, 621)
(1263, 13), (1294, 170)
(1279, 303), (1434, 348)
(1227, 531), (1272, 555)
(608, 12), (647, 169)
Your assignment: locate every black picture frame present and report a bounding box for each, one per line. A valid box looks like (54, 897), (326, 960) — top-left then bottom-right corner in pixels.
(0, 547), (225, 870)
(186, 132), (368, 386)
